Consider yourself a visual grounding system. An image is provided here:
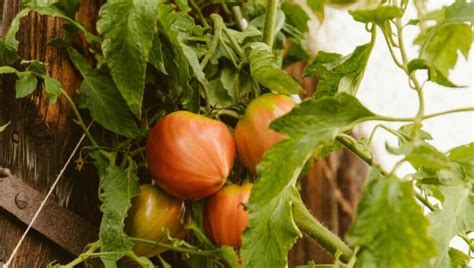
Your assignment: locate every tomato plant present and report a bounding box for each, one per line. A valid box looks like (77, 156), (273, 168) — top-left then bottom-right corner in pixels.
(125, 184), (188, 257)
(146, 111), (235, 200)
(204, 183), (252, 247)
(0, 0), (472, 267)
(235, 94), (296, 173)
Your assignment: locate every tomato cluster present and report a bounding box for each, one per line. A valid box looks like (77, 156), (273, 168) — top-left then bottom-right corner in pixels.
(127, 93), (295, 255)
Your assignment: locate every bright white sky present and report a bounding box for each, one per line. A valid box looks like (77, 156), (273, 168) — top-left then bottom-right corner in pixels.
(310, 0), (473, 262)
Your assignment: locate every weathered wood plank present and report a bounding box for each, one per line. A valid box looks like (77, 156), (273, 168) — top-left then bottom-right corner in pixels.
(0, 1), (101, 266)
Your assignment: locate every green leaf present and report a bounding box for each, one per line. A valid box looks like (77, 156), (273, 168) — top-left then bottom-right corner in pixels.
(349, 6), (403, 25)
(15, 72), (38, 98)
(407, 58), (461, 88)
(242, 93), (375, 268)
(428, 185), (474, 267)
(347, 169), (436, 268)
(448, 142), (474, 177)
(149, 34), (167, 74)
(68, 48), (140, 138)
(99, 162), (140, 266)
(447, 247), (470, 267)
(445, 0), (474, 23)
(419, 23), (472, 78)
(158, 4), (206, 84)
(24, 0), (97, 42)
(281, 3), (310, 33)
(246, 42), (304, 94)
(304, 43), (373, 98)
(0, 122), (10, 133)
(0, 66), (20, 75)
(42, 75), (61, 104)
(97, 0), (160, 118)
(306, 0), (325, 21)
(23, 0), (80, 19)
(0, 9), (30, 66)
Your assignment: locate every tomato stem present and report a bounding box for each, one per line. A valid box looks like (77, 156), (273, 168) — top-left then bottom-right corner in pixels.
(130, 237), (220, 257)
(293, 198), (353, 263)
(263, 0), (279, 47)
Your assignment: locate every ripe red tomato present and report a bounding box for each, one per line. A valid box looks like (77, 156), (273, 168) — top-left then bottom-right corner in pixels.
(235, 94), (296, 173)
(146, 111), (236, 200)
(125, 184), (188, 257)
(204, 183), (252, 247)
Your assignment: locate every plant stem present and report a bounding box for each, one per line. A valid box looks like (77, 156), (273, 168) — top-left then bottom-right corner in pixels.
(422, 107), (474, 120)
(57, 241), (101, 268)
(263, 0), (279, 47)
(336, 135), (373, 166)
(130, 237), (220, 257)
(293, 198), (353, 263)
(60, 88), (99, 148)
(414, 191), (436, 211)
(190, 0), (209, 28)
(232, 6), (245, 31)
(200, 14), (224, 70)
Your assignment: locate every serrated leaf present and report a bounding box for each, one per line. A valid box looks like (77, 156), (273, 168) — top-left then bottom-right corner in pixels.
(0, 8), (30, 66)
(428, 185), (474, 267)
(419, 23), (471, 78)
(15, 72), (38, 98)
(349, 6), (403, 25)
(42, 75), (61, 104)
(407, 58), (461, 88)
(99, 162), (140, 266)
(246, 42), (304, 94)
(448, 142), (474, 177)
(158, 4), (206, 84)
(444, 0), (474, 24)
(304, 43), (373, 98)
(24, 0), (97, 42)
(347, 169), (436, 268)
(242, 93), (375, 268)
(97, 0), (159, 118)
(23, 0), (79, 19)
(68, 48), (140, 138)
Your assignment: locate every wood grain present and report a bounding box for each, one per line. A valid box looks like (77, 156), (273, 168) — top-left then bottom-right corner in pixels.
(0, 1), (101, 266)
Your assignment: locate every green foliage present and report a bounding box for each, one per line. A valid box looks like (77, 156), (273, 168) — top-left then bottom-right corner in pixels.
(15, 72), (38, 98)
(97, 0), (160, 118)
(304, 42), (374, 98)
(348, 169), (437, 268)
(247, 42), (304, 95)
(414, 143), (474, 267)
(413, 0), (473, 86)
(242, 93), (375, 268)
(349, 6), (403, 25)
(0, 0), (473, 267)
(98, 160), (140, 266)
(0, 9), (30, 66)
(68, 48), (141, 138)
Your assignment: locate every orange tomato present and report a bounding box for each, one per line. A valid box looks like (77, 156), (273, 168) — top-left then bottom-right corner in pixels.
(146, 111), (236, 199)
(204, 183), (252, 247)
(235, 94), (296, 173)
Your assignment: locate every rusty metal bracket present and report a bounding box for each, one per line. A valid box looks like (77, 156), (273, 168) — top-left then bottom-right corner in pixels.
(0, 167), (98, 256)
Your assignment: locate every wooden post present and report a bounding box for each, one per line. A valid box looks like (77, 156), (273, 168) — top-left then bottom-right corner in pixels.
(0, 1), (100, 266)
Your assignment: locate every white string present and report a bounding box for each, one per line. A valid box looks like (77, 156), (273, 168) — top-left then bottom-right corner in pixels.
(3, 133), (86, 268)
